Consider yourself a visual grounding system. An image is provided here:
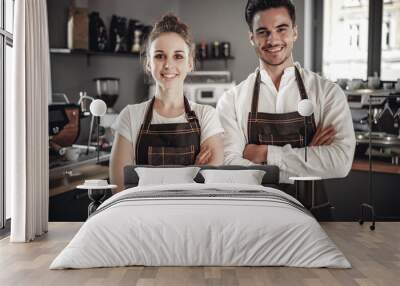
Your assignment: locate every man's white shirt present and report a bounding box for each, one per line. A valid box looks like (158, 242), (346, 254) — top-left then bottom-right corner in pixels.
(216, 62), (356, 183)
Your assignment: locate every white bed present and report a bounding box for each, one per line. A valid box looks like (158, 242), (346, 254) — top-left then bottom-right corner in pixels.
(50, 183), (350, 269)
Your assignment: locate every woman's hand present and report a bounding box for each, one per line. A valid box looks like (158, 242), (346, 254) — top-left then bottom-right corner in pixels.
(195, 146), (212, 165)
(196, 133), (224, 166)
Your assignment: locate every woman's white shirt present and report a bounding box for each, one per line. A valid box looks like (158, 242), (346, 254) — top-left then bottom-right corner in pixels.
(112, 99), (224, 163)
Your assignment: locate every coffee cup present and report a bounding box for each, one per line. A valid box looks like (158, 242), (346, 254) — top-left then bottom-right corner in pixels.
(348, 79), (363, 91)
(383, 82), (393, 90)
(395, 79), (400, 90)
(368, 76), (380, 89)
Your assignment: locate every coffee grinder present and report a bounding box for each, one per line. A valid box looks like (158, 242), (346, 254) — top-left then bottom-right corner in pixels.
(93, 77), (120, 150)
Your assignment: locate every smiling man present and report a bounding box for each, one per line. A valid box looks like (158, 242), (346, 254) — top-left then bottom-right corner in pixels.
(217, 0), (355, 186)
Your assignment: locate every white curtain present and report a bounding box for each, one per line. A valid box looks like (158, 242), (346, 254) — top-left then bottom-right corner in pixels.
(8, 0), (51, 242)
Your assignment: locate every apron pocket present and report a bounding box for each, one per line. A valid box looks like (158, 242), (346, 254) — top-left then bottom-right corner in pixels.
(258, 133), (304, 147)
(148, 145), (196, 166)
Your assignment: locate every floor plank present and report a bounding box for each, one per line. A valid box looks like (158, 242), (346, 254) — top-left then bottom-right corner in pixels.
(0, 222), (399, 286)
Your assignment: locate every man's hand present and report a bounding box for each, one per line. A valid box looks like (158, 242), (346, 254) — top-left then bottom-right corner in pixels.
(310, 124), (337, 146)
(195, 146), (212, 165)
(243, 144), (268, 164)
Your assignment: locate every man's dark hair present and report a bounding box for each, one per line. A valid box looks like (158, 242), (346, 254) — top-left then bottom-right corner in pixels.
(245, 0), (296, 31)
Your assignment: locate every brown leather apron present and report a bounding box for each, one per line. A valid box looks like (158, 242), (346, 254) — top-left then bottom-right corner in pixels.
(135, 96), (201, 165)
(248, 67), (316, 147)
(247, 67), (331, 217)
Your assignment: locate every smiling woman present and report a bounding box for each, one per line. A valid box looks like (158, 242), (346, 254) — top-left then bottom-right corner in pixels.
(148, 32), (193, 104)
(109, 14), (224, 193)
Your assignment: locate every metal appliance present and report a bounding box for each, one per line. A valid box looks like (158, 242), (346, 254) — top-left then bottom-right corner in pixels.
(346, 88), (400, 163)
(48, 102), (82, 160)
(93, 77), (119, 113)
(347, 89), (389, 109)
(148, 71), (236, 107)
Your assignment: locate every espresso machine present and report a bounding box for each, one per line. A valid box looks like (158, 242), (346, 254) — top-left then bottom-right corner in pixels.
(346, 87), (400, 164)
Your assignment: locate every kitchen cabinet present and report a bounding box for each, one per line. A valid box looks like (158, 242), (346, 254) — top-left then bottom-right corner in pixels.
(49, 188), (91, 222)
(324, 160), (400, 221)
(49, 153), (110, 221)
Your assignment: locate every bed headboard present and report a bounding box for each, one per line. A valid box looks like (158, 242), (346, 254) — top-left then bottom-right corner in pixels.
(123, 165), (280, 189)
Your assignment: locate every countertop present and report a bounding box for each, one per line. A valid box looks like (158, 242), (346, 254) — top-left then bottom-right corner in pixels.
(49, 151), (110, 175)
(49, 151), (110, 197)
(352, 159), (400, 175)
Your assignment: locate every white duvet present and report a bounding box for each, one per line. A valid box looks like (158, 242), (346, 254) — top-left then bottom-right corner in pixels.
(50, 183), (350, 269)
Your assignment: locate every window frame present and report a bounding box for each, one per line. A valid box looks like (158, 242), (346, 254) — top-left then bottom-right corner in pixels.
(313, 0), (386, 78)
(367, 0), (383, 77)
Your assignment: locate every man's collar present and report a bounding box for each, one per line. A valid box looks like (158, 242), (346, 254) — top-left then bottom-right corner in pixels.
(258, 62), (301, 85)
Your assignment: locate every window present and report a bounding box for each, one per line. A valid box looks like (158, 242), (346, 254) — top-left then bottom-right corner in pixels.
(5, 0), (13, 33)
(1, 0), (14, 230)
(381, 0), (400, 81)
(322, 0), (369, 81)
(349, 24), (361, 49)
(381, 20), (390, 50)
(318, 0), (400, 82)
(343, 0), (363, 8)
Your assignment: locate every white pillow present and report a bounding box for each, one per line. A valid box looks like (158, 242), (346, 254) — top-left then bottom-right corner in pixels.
(135, 167), (200, 186)
(200, 169), (266, 185)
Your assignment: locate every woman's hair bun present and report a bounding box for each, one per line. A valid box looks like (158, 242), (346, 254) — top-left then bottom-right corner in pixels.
(156, 14), (180, 30)
(152, 13), (190, 41)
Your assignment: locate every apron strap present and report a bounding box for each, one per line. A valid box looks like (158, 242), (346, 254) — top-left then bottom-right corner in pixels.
(143, 97), (156, 132)
(183, 96), (192, 114)
(252, 67), (307, 112)
(294, 66), (317, 130)
(183, 96), (197, 121)
(183, 96), (199, 131)
(249, 66), (317, 131)
(251, 70), (261, 114)
(251, 66), (309, 113)
(294, 66), (309, 100)
(144, 96), (199, 131)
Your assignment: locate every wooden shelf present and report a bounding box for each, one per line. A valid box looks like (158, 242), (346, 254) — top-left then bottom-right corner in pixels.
(50, 49), (234, 60)
(50, 48), (140, 57)
(50, 49), (234, 68)
(196, 56), (234, 69)
(196, 56), (235, 61)
(50, 48), (140, 65)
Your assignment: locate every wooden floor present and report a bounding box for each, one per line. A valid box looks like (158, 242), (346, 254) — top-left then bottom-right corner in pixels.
(0, 222), (399, 286)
